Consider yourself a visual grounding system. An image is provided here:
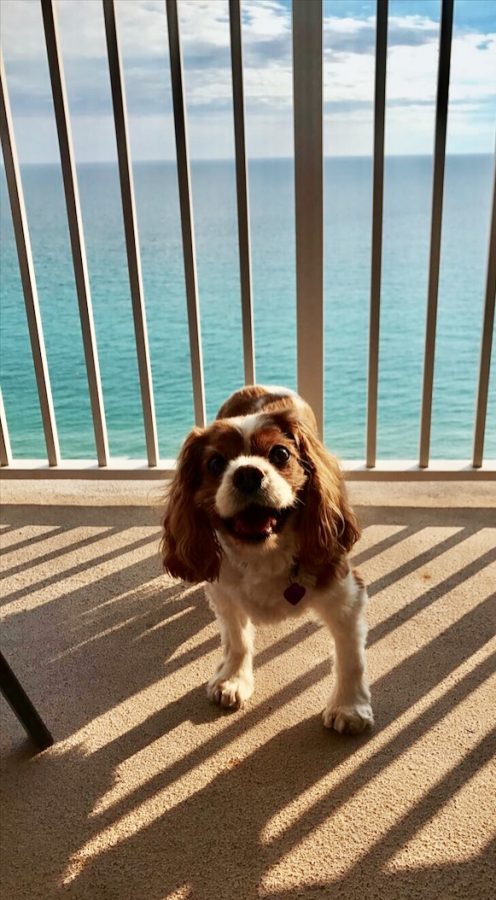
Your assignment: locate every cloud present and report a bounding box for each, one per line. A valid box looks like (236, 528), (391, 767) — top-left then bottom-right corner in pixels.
(324, 13), (440, 55)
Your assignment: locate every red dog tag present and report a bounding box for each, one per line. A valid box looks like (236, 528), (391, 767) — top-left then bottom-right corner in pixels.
(284, 582), (306, 605)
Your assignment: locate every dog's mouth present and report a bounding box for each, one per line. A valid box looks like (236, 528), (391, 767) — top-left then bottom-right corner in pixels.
(222, 505), (292, 543)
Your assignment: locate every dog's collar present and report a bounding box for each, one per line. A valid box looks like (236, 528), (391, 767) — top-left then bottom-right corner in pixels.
(283, 561), (306, 605)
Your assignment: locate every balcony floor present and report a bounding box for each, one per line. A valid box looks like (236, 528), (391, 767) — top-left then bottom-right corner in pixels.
(1, 480), (495, 900)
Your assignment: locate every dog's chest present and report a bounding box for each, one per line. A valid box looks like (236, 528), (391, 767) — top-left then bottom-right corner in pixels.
(221, 564), (312, 623)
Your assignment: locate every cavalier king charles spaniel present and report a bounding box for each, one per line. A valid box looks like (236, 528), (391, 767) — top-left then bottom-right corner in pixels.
(161, 385), (373, 734)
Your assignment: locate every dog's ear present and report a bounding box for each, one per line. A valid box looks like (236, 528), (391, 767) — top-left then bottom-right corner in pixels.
(294, 421), (360, 573)
(161, 428), (221, 583)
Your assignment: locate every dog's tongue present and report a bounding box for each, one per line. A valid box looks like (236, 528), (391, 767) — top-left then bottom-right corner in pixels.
(234, 508), (277, 536)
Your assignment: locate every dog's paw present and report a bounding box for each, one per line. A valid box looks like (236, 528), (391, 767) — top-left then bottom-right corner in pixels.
(322, 701), (374, 735)
(207, 673), (254, 710)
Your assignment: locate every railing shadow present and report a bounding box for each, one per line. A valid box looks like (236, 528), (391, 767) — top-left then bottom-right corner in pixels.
(262, 851), (495, 900)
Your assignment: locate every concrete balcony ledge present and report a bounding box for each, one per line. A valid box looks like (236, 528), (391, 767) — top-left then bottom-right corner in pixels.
(1, 479), (495, 899)
(1, 476), (495, 507)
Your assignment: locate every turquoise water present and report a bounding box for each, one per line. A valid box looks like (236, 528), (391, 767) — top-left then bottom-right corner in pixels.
(1, 155), (494, 461)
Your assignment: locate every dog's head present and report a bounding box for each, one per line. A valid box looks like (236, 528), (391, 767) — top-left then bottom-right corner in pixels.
(161, 410), (359, 583)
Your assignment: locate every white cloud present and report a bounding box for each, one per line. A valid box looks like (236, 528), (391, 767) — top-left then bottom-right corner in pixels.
(325, 14), (373, 36)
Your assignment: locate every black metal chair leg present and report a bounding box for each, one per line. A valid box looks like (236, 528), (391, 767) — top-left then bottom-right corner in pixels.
(0, 651), (54, 750)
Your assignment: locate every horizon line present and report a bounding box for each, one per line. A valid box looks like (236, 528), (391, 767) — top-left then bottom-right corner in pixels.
(3, 151), (493, 167)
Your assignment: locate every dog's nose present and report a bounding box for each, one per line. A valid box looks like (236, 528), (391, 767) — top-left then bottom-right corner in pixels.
(233, 465), (264, 495)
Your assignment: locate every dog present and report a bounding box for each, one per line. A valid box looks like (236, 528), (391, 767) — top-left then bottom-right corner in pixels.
(161, 385), (373, 734)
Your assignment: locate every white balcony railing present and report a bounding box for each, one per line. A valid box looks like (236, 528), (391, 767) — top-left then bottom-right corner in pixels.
(0, 0), (495, 480)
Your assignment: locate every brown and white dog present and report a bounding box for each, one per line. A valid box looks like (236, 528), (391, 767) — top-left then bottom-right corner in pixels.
(161, 385), (373, 734)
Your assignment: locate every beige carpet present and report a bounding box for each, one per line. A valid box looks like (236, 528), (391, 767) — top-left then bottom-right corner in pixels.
(1, 480), (495, 899)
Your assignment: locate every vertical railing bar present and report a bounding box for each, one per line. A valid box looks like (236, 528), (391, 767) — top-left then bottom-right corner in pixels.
(0, 51), (60, 467)
(0, 389), (12, 467)
(419, 0), (453, 468)
(102, 0), (159, 466)
(166, 0), (206, 427)
(473, 153), (496, 468)
(366, 0), (388, 468)
(41, 0), (109, 467)
(292, 0), (324, 435)
(229, 0), (255, 386)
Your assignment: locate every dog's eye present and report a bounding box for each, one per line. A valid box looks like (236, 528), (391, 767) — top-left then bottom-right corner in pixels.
(207, 454), (226, 477)
(269, 445), (291, 467)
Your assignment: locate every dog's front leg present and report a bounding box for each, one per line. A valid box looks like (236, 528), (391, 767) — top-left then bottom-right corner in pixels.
(317, 573), (374, 734)
(205, 585), (255, 710)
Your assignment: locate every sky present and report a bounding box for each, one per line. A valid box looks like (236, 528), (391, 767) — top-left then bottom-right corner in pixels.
(1, 0), (495, 163)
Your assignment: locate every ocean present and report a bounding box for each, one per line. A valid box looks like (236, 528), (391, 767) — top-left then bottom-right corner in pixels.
(1, 155), (494, 461)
